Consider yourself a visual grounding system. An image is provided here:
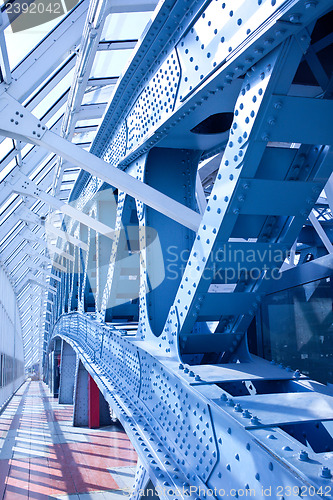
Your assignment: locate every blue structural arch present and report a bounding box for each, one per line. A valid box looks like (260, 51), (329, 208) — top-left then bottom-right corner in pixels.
(43, 0), (333, 498)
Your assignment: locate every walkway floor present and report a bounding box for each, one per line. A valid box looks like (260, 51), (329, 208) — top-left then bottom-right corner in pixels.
(0, 381), (138, 499)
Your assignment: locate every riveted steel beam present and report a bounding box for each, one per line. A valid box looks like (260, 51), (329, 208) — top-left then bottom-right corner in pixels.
(50, 313), (333, 499)
(309, 210), (333, 253)
(8, 172), (117, 237)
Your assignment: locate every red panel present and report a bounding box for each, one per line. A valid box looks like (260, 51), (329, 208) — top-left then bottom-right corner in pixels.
(88, 374), (100, 429)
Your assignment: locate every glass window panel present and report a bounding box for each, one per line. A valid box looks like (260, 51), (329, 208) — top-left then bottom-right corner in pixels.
(0, 157), (17, 183)
(62, 172), (78, 182)
(28, 153), (55, 180)
(0, 192), (17, 216)
(0, 137), (14, 160)
(90, 50), (133, 78)
(0, 220), (22, 247)
(0, 198), (22, 225)
(4, 14), (66, 70)
(101, 12), (151, 41)
(72, 130), (95, 144)
(45, 104), (65, 128)
(75, 119), (99, 128)
(260, 277), (333, 384)
(32, 68), (74, 118)
(82, 85), (114, 105)
(23, 55), (74, 106)
(21, 143), (34, 158)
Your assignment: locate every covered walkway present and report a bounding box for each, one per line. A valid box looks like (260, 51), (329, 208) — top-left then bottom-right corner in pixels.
(0, 382), (137, 499)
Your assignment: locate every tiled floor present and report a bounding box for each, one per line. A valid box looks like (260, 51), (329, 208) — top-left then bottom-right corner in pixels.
(0, 381), (138, 499)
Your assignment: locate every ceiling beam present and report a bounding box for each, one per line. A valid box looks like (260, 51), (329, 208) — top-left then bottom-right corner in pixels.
(87, 76), (118, 87)
(11, 172), (117, 238)
(53, 0), (111, 195)
(98, 39), (137, 51)
(2, 1), (88, 104)
(309, 211), (333, 254)
(107, 0), (158, 13)
(0, 28), (11, 85)
(0, 93), (201, 232)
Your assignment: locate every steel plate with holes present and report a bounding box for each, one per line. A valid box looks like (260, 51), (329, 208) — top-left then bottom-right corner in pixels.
(189, 355), (307, 385)
(232, 392), (333, 428)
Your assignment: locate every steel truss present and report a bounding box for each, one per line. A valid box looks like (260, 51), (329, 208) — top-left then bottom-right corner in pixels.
(1, 0), (333, 497)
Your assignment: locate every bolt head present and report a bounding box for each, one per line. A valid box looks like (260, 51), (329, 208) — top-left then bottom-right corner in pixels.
(299, 450), (309, 461)
(321, 466), (332, 478)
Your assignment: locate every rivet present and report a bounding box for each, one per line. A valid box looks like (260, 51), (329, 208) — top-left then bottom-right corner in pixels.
(289, 13), (301, 22)
(299, 450), (309, 461)
(321, 466), (332, 479)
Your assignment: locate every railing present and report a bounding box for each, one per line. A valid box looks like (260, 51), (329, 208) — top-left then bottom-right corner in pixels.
(49, 312), (333, 500)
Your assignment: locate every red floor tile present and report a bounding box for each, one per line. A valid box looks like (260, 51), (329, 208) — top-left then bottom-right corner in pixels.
(0, 381), (138, 497)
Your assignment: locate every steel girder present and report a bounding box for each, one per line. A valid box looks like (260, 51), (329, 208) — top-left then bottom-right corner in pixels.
(52, 314), (333, 499)
(2, 0), (332, 495)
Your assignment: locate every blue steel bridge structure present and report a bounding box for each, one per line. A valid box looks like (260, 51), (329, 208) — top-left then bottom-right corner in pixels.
(0, 0), (333, 498)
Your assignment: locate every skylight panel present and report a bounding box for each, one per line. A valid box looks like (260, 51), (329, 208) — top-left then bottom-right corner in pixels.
(75, 118), (99, 128)
(0, 138), (14, 160)
(4, 13), (67, 70)
(101, 12), (151, 41)
(90, 50), (133, 78)
(0, 220), (22, 248)
(11, 257), (29, 276)
(32, 69), (74, 118)
(23, 54), (76, 108)
(62, 171), (79, 183)
(0, 198), (23, 226)
(0, 157), (17, 183)
(21, 144), (34, 158)
(6, 239), (27, 266)
(45, 104), (66, 128)
(29, 153), (55, 180)
(0, 192), (18, 217)
(72, 129), (95, 145)
(82, 85), (114, 105)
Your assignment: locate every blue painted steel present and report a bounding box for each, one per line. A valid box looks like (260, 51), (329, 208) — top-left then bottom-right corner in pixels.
(58, 340), (76, 404)
(45, 0), (333, 497)
(52, 313), (333, 499)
